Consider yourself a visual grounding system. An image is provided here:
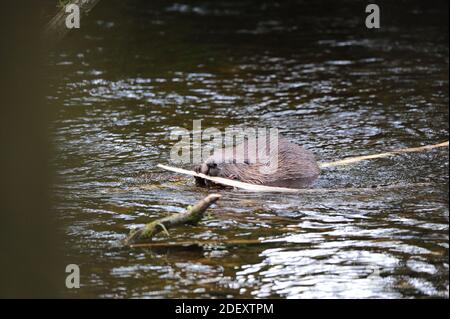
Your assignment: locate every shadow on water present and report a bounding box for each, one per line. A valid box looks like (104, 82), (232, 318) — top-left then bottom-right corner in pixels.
(50, 0), (449, 298)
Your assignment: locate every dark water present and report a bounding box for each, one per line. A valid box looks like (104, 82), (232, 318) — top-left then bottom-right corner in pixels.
(50, 0), (449, 298)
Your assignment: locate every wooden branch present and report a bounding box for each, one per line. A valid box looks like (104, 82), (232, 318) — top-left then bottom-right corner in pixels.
(128, 238), (264, 249)
(320, 141), (449, 168)
(157, 141), (448, 192)
(157, 164), (307, 192)
(157, 164), (432, 193)
(124, 194), (221, 245)
(43, 0), (101, 46)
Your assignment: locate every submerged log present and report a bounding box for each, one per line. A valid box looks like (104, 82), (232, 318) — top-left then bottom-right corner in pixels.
(128, 238), (263, 249)
(124, 194), (221, 245)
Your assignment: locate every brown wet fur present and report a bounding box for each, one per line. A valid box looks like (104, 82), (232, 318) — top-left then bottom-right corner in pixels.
(194, 135), (320, 188)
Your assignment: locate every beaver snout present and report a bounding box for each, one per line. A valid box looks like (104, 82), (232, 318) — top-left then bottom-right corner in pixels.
(194, 162), (221, 186)
(206, 162), (220, 176)
(195, 162), (220, 176)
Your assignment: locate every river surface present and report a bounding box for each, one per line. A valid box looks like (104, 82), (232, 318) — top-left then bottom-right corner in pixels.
(50, 0), (449, 298)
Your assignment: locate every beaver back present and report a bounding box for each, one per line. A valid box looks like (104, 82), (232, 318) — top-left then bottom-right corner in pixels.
(199, 136), (320, 187)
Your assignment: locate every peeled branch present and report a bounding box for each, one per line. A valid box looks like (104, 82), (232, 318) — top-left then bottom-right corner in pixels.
(320, 141), (449, 168)
(125, 194), (221, 246)
(157, 140), (448, 192)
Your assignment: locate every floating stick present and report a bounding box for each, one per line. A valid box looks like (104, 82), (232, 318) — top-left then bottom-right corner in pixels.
(157, 164), (431, 193)
(157, 141), (448, 192)
(157, 164), (303, 192)
(320, 141), (448, 168)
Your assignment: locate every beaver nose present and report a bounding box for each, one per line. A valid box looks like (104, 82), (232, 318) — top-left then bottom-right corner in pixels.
(199, 161), (219, 176)
(200, 163), (209, 175)
(206, 162), (219, 176)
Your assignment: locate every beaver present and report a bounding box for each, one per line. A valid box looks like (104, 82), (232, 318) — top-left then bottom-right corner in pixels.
(194, 135), (320, 188)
